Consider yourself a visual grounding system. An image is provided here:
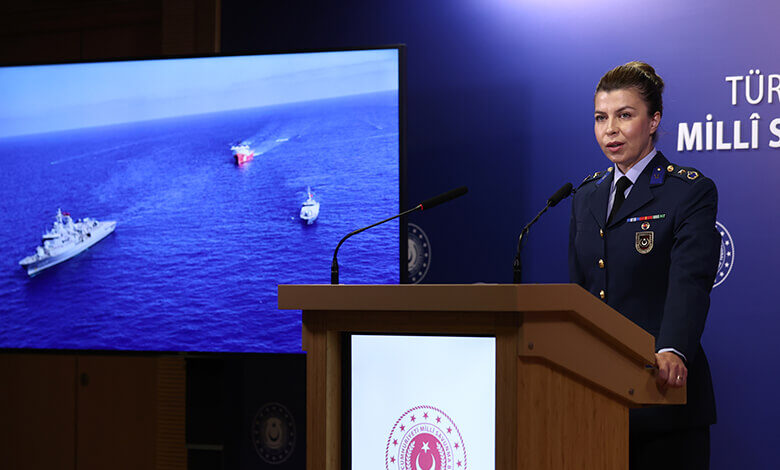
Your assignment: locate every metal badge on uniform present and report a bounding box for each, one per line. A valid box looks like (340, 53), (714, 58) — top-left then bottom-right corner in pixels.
(636, 231), (654, 254)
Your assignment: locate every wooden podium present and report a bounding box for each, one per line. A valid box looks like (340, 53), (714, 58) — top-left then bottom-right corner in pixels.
(278, 284), (684, 470)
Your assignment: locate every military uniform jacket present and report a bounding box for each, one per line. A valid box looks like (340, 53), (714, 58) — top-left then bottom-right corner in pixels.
(569, 151), (719, 432)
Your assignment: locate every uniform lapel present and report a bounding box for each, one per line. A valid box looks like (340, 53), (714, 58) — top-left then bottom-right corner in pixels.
(587, 171), (613, 229)
(606, 153), (666, 228)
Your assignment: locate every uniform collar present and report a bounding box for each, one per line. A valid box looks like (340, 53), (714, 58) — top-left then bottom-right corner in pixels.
(612, 148), (657, 189)
(604, 149), (663, 228)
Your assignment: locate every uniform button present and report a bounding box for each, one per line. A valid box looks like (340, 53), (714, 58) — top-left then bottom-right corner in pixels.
(599, 290), (606, 300)
(599, 229), (604, 238)
(598, 259), (605, 269)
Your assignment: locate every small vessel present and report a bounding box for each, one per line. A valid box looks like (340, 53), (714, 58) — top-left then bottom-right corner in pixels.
(299, 187), (320, 225)
(231, 144), (254, 165)
(19, 209), (117, 276)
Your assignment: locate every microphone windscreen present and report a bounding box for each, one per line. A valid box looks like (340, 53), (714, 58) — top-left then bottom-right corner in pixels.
(547, 182), (573, 207)
(419, 186), (468, 211)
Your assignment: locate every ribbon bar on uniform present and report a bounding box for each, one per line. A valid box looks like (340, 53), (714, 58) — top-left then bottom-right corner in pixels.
(627, 214), (666, 223)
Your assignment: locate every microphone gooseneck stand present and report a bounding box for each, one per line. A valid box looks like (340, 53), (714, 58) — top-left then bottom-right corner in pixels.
(331, 186), (468, 285)
(513, 182), (573, 284)
(512, 203), (553, 283)
(331, 205), (421, 285)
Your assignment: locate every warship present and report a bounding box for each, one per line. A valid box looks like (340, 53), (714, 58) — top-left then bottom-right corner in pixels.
(299, 187), (320, 225)
(19, 209), (116, 276)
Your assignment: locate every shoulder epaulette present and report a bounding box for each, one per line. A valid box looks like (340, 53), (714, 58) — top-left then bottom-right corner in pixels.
(578, 167), (613, 188)
(665, 163), (704, 183)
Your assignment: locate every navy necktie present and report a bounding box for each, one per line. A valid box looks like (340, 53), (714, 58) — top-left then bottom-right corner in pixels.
(608, 176), (633, 225)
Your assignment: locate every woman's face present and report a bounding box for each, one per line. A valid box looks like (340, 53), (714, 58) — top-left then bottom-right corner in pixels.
(594, 87), (660, 173)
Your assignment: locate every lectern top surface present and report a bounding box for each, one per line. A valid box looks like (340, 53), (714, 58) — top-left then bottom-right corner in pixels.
(278, 283), (656, 364)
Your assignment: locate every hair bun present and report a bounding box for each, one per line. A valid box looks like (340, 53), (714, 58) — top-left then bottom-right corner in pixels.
(625, 61), (665, 93)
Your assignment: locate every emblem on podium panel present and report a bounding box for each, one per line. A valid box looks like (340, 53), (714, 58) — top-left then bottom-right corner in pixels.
(408, 223), (431, 284)
(714, 221), (734, 288)
(252, 402), (296, 464)
(386, 405), (467, 470)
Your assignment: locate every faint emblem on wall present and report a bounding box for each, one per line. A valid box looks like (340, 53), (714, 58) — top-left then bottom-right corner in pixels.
(386, 405), (467, 470)
(714, 221), (734, 288)
(252, 402), (296, 464)
(407, 223), (431, 284)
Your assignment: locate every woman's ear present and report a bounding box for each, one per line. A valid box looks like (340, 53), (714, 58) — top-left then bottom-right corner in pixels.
(650, 111), (661, 134)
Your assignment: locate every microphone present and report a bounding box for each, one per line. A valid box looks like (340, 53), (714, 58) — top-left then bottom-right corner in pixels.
(331, 186), (468, 284)
(420, 186), (468, 211)
(513, 182), (573, 283)
(547, 182), (573, 207)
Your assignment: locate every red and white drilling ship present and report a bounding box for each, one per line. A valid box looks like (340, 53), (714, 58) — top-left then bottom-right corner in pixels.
(231, 144), (254, 165)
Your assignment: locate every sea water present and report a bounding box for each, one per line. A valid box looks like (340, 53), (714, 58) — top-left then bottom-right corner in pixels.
(0, 91), (399, 352)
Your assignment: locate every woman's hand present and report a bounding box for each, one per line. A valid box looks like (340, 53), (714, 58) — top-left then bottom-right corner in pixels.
(655, 351), (687, 388)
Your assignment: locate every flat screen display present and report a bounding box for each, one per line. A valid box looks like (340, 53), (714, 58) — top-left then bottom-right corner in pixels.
(0, 48), (402, 352)
(351, 335), (496, 470)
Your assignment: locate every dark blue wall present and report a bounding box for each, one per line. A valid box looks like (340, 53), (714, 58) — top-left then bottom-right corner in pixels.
(222, 0), (780, 466)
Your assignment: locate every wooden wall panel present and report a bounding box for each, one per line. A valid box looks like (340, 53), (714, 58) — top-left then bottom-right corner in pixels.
(156, 357), (187, 470)
(81, 23), (163, 60)
(162, 0), (221, 55)
(0, 0), (219, 64)
(0, 353), (77, 470)
(0, 31), (83, 64)
(0, 354), (186, 470)
(76, 355), (159, 470)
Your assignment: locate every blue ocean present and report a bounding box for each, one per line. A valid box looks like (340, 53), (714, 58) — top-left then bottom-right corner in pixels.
(0, 91), (399, 353)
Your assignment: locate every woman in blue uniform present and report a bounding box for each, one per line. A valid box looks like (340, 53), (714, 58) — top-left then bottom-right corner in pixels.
(569, 61), (720, 469)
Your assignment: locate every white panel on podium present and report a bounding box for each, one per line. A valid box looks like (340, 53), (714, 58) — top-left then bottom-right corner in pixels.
(351, 335), (496, 470)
